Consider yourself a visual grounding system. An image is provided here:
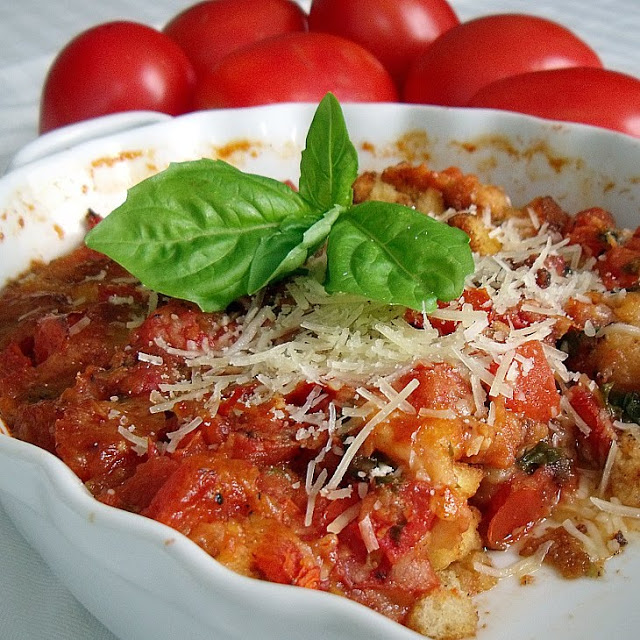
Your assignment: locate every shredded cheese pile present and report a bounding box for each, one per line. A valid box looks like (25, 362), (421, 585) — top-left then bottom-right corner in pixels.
(141, 206), (606, 450)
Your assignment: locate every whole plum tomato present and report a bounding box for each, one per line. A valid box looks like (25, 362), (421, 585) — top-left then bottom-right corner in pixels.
(404, 14), (602, 107)
(163, 0), (308, 79)
(193, 32), (398, 108)
(39, 21), (195, 133)
(468, 67), (640, 138)
(308, 0), (459, 87)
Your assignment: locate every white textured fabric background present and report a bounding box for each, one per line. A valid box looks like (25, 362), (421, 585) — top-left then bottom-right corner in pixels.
(0, 1), (638, 638)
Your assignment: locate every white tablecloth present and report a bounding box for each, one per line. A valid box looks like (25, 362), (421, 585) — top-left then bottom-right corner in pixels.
(0, 1), (638, 638)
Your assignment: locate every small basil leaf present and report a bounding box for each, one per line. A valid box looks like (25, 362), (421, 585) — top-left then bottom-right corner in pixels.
(85, 159), (309, 312)
(517, 442), (565, 474)
(248, 205), (343, 294)
(324, 201), (474, 311)
(299, 92), (359, 212)
(605, 387), (640, 425)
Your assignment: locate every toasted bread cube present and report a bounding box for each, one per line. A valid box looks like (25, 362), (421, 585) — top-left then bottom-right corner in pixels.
(407, 586), (478, 640)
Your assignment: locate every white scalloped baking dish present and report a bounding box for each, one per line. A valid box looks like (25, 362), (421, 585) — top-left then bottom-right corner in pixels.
(1, 103), (640, 640)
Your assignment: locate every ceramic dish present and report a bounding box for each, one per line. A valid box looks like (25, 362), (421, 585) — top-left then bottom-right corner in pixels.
(1, 103), (639, 640)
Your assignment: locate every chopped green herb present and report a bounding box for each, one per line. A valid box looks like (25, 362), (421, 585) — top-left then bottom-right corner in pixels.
(349, 451), (400, 484)
(603, 385), (640, 425)
(517, 442), (566, 475)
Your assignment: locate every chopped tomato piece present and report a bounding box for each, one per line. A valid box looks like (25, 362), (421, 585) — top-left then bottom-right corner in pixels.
(104, 453), (180, 511)
(0, 341), (33, 387)
(480, 466), (560, 549)
(33, 316), (68, 364)
(625, 226), (640, 251)
(253, 527), (322, 589)
(597, 246), (640, 290)
(397, 362), (473, 413)
(358, 481), (437, 563)
(566, 207), (617, 258)
(492, 340), (560, 423)
(565, 384), (616, 466)
(143, 454), (260, 533)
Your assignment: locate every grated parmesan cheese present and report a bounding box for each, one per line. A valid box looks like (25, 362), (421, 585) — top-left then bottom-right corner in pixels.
(326, 503), (361, 534)
(138, 352), (164, 366)
(561, 519), (602, 560)
(560, 396), (592, 435)
(358, 514), (380, 552)
(68, 315), (91, 336)
(591, 497), (640, 519)
(474, 541), (553, 579)
(597, 441), (619, 496)
(117, 425), (148, 456)
(164, 416), (204, 454)
(598, 322), (640, 338)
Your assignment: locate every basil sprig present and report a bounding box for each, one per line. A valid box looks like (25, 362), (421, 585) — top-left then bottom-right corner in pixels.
(86, 93), (473, 312)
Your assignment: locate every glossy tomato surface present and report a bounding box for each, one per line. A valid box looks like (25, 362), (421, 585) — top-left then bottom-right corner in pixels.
(467, 67), (640, 138)
(193, 32), (398, 108)
(39, 21), (195, 133)
(308, 0), (459, 87)
(403, 14), (602, 107)
(163, 0), (308, 79)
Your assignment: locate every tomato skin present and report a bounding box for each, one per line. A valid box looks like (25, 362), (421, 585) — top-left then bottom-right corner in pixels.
(403, 14), (602, 107)
(308, 0), (458, 87)
(193, 32), (398, 108)
(566, 385), (616, 466)
(163, 0), (308, 79)
(481, 466), (560, 549)
(598, 246), (640, 290)
(398, 362), (472, 413)
(143, 454), (261, 533)
(565, 207), (617, 259)
(252, 526), (322, 588)
(467, 67), (640, 139)
(500, 340), (560, 423)
(39, 22), (196, 133)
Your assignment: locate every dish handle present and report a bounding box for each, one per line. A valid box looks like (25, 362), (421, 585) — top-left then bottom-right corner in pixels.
(6, 111), (172, 172)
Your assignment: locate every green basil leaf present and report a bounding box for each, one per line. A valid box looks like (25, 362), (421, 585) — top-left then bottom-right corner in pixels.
(517, 442), (565, 474)
(605, 386), (640, 425)
(298, 92), (359, 212)
(248, 205), (343, 294)
(85, 159), (309, 311)
(324, 201), (474, 311)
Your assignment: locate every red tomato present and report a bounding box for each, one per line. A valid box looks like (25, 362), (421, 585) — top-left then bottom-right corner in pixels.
(39, 22), (196, 133)
(193, 32), (398, 108)
(106, 454), (180, 511)
(565, 385), (617, 466)
(252, 526), (322, 588)
(481, 467), (560, 549)
(498, 340), (560, 423)
(143, 454), (260, 532)
(403, 14), (602, 107)
(467, 67), (640, 139)
(397, 362), (472, 412)
(566, 207), (617, 258)
(598, 246), (640, 290)
(308, 0), (459, 87)
(163, 0), (308, 79)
